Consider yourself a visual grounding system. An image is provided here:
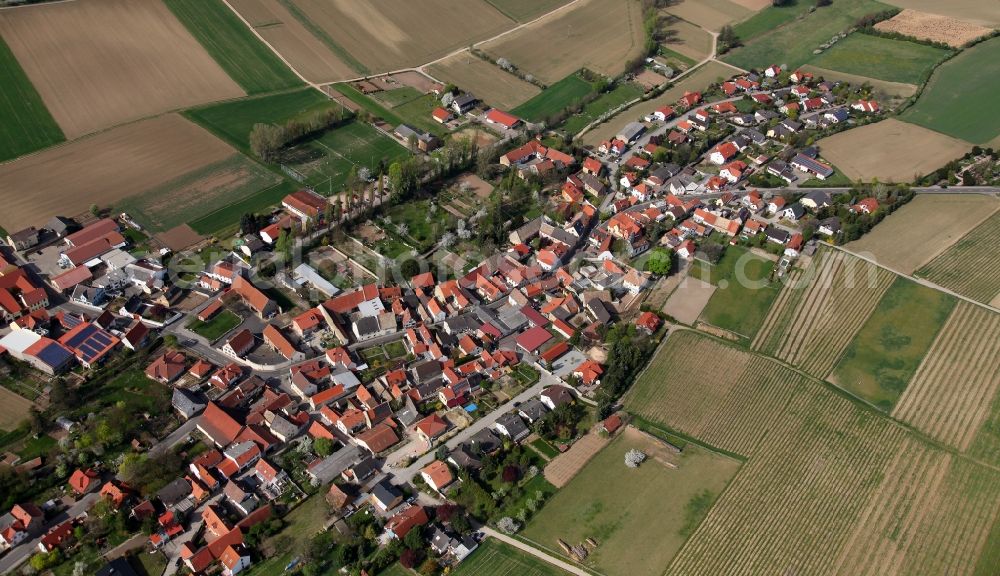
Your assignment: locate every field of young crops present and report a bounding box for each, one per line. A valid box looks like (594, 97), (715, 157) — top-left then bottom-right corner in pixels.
(752, 248), (895, 378)
(625, 330), (1000, 575)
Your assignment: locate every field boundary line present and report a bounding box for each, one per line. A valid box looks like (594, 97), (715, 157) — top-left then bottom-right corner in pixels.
(217, 0), (319, 90)
(830, 244), (999, 314)
(486, 530), (603, 576)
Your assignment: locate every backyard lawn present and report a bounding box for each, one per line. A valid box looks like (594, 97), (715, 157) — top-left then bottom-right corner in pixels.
(695, 246), (781, 339)
(186, 309), (241, 341)
(451, 538), (569, 576)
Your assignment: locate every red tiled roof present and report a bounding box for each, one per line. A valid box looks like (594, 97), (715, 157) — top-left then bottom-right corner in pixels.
(516, 326), (552, 353)
(199, 402), (243, 446)
(485, 109), (521, 129)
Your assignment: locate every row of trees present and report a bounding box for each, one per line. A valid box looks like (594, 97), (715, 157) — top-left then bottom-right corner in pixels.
(250, 106), (350, 163)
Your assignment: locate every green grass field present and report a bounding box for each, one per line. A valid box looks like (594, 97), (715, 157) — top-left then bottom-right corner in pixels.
(451, 538), (569, 576)
(373, 86), (424, 108)
(522, 432), (740, 576)
(334, 83), (445, 137)
(561, 82), (643, 134)
(694, 246), (781, 339)
(116, 154), (284, 233)
(184, 88), (337, 152)
(808, 33), (950, 85)
(732, 0), (814, 43)
(190, 179), (298, 236)
(381, 198), (454, 251)
(513, 73), (595, 122)
(0, 36), (64, 162)
(484, 0), (569, 21)
(187, 309), (241, 341)
(164, 0), (302, 94)
(901, 36), (1000, 144)
(831, 277), (955, 411)
(723, 0), (892, 71)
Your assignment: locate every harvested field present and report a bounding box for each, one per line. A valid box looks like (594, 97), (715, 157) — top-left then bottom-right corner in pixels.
(845, 194), (1000, 274)
(0, 0), (244, 139)
(227, 0), (356, 83)
(662, 277), (715, 325)
(893, 303), (1000, 454)
(807, 33), (950, 85)
(626, 330), (1000, 575)
(525, 428), (740, 576)
(662, 0), (751, 32)
(581, 61), (736, 146)
(0, 387), (33, 431)
(875, 9), (992, 48)
(901, 37), (1000, 145)
(880, 0), (1000, 27)
(286, 0), (515, 73)
(116, 154), (283, 233)
(484, 0), (572, 22)
(542, 431), (607, 488)
(428, 52), (540, 111)
(916, 211), (1000, 305)
(480, 0), (646, 84)
(660, 14), (714, 61)
(830, 277), (955, 410)
(818, 119), (972, 183)
(0, 114), (235, 231)
(752, 248), (895, 379)
(0, 35), (63, 162)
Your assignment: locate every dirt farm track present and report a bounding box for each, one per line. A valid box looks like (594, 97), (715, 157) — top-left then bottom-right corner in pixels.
(0, 114), (236, 230)
(0, 0), (243, 139)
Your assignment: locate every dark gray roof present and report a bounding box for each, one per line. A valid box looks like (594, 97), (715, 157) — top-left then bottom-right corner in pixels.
(518, 398), (548, 422)
(371, 480), (402, 506)
(156, 477), (191, 507)
(496, 412), (528, 438)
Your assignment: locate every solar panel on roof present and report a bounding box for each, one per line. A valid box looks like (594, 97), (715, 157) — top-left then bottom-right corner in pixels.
(36, 343), (73, 368)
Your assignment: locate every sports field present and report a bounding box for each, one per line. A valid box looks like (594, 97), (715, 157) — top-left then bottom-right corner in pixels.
(818, 119), (972, 183)
(282, 0), (514, 73)
(451, 538), (568, 576)
(294, 120), (409, 191)
(901, 36), (1000, 145)
(845, 194), (1000, 274)
(692, 246), (781, 339)
(0, 36), (63, 162)
(184, 88), (338, 152)
(480, 0), (646, 84)
(227, 0), (357, 83)
(0, 0), (243, 139)
(512, 74), (594, 123)
(808, 33), (950, 85)
(428, 52), (541, 111)
(115, 154), (283, 233)
(0, 114), (235, 230)
(484, 0), (572, 22)
(523, 428), (740, 576)
(752, 248), (896, 379)
(916, 211), (1000, 305)
(624, 330), (1000, 575)
(164, 0), (302, 94)
(722, 0), (893, 71)
(830, 277), (955, 410)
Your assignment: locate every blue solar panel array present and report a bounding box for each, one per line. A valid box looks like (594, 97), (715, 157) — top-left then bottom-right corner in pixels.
(65, 324), (117, 363)
(36, 342), (74, 369)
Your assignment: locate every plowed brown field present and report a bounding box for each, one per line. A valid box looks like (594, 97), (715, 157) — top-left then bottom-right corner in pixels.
(0, 115), (235, 230)
(0, 0), (243, 138)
